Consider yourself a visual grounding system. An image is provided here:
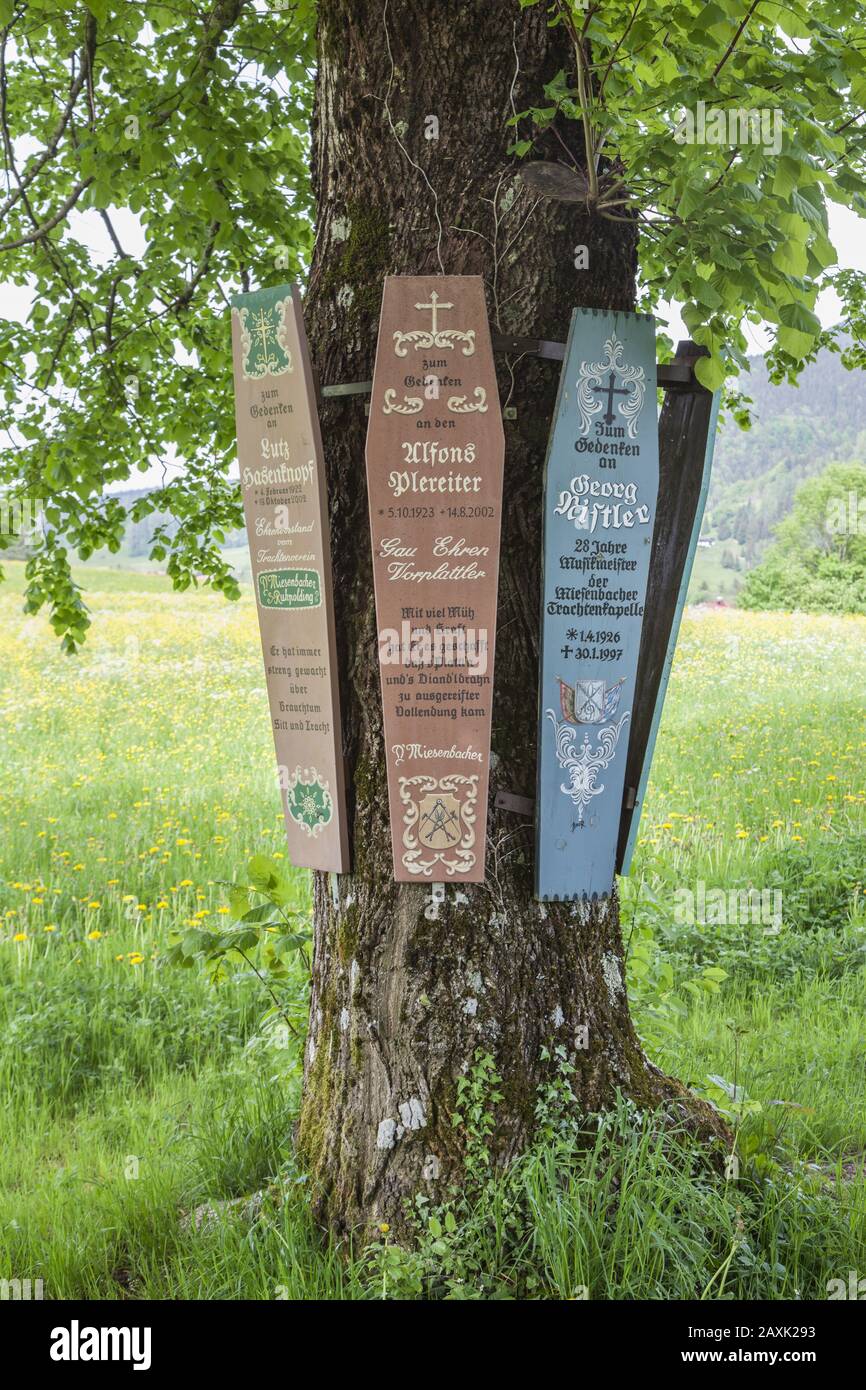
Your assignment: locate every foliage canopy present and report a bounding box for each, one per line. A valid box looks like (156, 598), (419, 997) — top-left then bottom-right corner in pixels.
(1, 0), (865, 644)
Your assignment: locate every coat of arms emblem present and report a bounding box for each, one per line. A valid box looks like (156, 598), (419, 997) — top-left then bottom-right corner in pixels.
(399, 774), (478, 876)
(558, 675), (625, 725)
(232, 296), (293, 379)
(285, 768), (333, 837)
(416, 792), (462, 850)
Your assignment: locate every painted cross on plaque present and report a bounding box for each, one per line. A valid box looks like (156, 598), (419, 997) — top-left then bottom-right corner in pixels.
(365, 276), (504, 882)
(535, 309), (659, 900)
(230, 283), (349, 873)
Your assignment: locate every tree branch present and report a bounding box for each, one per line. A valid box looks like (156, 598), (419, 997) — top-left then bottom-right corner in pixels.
(99, 208), (130, 260)
(713, 0), (762, 81)
(0, 176), (94, 251)
(597, 0), (643, 100)
(169, 220), (220, 313)
(0, 11), (96, 221)
(151, 0), (248, 127)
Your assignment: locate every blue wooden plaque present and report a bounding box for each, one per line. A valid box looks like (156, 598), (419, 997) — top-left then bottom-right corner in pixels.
(535, 308), (659, 901)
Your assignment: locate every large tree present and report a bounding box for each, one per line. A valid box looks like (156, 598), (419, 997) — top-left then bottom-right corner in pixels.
(2, 0), (865, 1235)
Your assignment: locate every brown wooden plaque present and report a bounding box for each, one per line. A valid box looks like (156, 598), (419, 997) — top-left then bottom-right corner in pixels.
(365, 276), (504, 882)
(230, 283), (349, 873)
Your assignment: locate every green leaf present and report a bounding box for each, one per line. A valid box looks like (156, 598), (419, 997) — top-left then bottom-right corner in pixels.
(229, 886), (250, 919)
(694, 354), (727, 391)
(241, 903), (280, 925)
(774, 239), (808, 278)
(776, 325), (814, 358)
(675, 183), (703, 222)
(247, 854), (279, 890)
(772, 158), (801, 199)
(779, 301), (821, 338)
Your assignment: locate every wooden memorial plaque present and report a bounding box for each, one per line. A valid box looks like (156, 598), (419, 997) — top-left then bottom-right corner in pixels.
(365, 276), (504, 882)
(535, 309), (659, 900)
(230, 283), (349, 873)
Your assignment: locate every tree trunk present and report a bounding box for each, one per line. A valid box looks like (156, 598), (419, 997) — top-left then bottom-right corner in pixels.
(298, 0), (727, 1238)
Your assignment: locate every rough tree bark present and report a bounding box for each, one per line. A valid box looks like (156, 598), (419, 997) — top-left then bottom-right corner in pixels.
(298, 0), (727, 1238)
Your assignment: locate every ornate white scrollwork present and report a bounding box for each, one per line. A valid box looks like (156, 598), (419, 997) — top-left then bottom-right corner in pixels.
(576, 334), (645, 439)
(382, 389), (423, 414)
(393, 291), (476, 358)
(446, 387), (488, 414)
(545, 709), (630, 823)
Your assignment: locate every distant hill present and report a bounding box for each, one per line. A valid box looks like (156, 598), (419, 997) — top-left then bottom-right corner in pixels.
(703, 345), (866, 559)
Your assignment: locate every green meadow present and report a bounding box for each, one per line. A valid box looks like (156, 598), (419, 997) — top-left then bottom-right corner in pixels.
(1, 562), (865, 1299)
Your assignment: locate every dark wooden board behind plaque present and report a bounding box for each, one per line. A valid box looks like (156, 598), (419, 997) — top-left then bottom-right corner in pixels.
(616, 342), (720, 873)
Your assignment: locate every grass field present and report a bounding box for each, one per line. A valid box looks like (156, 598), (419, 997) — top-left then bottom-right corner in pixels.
(687, 539), (746, 601)
(1, 560), (865, 1300)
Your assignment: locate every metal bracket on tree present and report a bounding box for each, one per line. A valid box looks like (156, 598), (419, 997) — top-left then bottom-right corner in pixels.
(316, 334), (707, 401)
